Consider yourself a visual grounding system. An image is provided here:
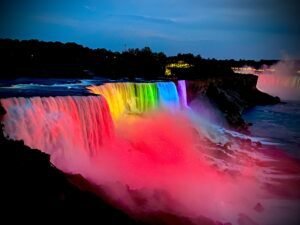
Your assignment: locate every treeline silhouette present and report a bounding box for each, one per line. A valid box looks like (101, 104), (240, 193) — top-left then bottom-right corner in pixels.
(0, 39), (277, 79)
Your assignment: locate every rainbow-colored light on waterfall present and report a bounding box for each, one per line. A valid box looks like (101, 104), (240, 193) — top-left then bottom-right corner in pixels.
(87, 81), (186, 121)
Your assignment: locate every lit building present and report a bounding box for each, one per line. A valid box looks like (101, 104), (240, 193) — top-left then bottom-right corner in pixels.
(165, 61), (193, 76)
(231, 66), (275, 75)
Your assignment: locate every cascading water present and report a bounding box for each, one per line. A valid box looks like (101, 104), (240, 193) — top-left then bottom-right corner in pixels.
(254, 60), (300, 100)
(257, 74), (300, 100)
(156, 82), (180, 110)
(87, 82), (181, 120)
(1, 80), (300, 225)
(258, 74), (300, 89)
(87, 83), (138, 120)
(177, 80), (188, 108)
(1, 96), (114, 157)
(135, 83), (159, 113)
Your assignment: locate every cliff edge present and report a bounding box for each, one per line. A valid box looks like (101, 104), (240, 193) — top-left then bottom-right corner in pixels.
(186, 74), (280, 132)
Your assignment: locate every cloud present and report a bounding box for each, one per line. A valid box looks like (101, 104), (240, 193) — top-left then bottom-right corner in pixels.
(111, 14), (177, 25)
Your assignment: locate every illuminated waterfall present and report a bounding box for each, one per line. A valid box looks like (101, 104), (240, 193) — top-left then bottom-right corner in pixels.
(135, 83), (159, 113)
(0, 81), (184, 157)
(156, 82), (180, 110)
(87, 83), (138, 120)
(1, 80), (299, 225)
(87, 81), (183, 120)
(177, 80), (188, 108)
(257, 74), (300, 100)
(1, 96), (114, 155)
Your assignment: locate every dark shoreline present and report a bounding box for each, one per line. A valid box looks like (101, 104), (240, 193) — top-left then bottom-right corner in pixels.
(0, 38), (279, 80)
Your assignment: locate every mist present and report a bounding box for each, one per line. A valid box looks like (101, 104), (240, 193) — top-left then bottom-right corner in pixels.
(2, 96), (300, 225)
(257, 60), (300, 101)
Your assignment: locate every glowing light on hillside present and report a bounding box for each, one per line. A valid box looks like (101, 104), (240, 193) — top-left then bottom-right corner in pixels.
(165, 61), (192, 76)
(232, 66), (275, 75)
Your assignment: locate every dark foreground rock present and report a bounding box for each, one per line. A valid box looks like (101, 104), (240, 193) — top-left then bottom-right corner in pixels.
(186, 74), (280, 132)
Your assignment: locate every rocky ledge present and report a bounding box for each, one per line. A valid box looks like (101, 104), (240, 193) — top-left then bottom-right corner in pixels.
(186, 74), (280, 132)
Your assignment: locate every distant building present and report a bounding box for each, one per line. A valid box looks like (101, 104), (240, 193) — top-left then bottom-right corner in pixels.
(231, 66), (275, 76)
(165, 61), (193, 76)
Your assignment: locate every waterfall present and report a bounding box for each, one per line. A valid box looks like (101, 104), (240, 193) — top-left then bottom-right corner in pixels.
(1, 96), (114, 156)
(88, 81), (183, 120)
(1, 80), (299, 225)
(135, 83), (159, 113)
(257, 74), (300, 100)
(87, 83), (138, 120)
(177, 80), (188, 108)
(1, 81), (186, 155)
(156, 82), (180, 110)
(0, 81), (186, 160)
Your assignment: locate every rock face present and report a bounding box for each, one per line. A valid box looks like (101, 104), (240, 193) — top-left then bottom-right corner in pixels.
(186, 74), (280, 132)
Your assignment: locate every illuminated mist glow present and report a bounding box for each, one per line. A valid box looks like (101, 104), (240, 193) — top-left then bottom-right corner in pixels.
(257, 74), (300, 100)
(236, 61), (300, 100)
(232, 61), (300, 100)
(1, 80), (300, 225)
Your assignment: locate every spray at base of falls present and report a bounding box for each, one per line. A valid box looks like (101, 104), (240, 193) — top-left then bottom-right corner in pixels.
(255, 60), (300, 101)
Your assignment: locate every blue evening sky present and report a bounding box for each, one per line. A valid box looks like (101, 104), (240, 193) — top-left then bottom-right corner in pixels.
(1, 0), (299, 59)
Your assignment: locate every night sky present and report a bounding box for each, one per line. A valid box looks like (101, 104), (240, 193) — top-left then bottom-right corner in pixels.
(1, 0), (299, 59)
